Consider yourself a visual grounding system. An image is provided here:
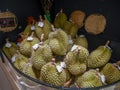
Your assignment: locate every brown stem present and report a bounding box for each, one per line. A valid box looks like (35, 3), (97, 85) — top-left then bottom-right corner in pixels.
(64, 78), (72, 87)
(74, 83), (79, 88)
(30, 32), (34, 37)
(60, 9), (63, 13)
(39, 15), (43, 22)
(5, 38), (9, 43)
(105, 40), (110, 47)
(40, 34), (44, 42)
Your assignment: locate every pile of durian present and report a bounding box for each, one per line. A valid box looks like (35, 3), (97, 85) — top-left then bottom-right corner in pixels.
(2, 9), (120, 89)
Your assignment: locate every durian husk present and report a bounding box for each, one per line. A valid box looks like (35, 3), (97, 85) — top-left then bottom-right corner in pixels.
(70, 10), (85, 28)
(85, 14), (106, 35)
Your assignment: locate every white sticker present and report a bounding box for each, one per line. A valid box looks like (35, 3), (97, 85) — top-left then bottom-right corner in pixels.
(38, 22), (44, 27)
(32, 44), (39, 50)
(11, 55), (16, 63)
(79, 35), (85, 37)
(27, 36), (33, 41)
(5, 42), (12, 48)
(56, 65), (63, 73)
(69, 39), (73, 45)
(31, 25), (36, 30)
(100, 75), (106, 83)
(71, 45), (78, 51)
(61, 62), (66, 68)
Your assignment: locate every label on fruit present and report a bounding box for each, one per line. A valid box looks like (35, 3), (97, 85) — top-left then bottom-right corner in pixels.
(11, 55), (16, 63)
(31, 25), (36, 30)
(56, 65), (63, 73)
(69, 39), (73, 45)
(27, 36), (33, 41)
(79, 35), (85, 37)
(61, 62), (66, 68)
(32, 44), (39, 50)
(38, 21), (44, 27)
(5, 42), (12, 48)
(100, 75), (106, 83)
(71, 45), (78, 51)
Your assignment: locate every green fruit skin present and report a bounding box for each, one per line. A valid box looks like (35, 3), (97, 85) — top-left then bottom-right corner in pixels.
(101, 63), (120, 84)
(87, 46), (112, 68)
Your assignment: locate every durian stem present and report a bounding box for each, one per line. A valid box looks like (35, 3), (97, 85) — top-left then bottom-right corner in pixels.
(30, 32), (34, 37)
(40, 34), (44, 42)
(39, 15), (43, 22)
(51, 25), (56, 31)
(74, 83), (79, 88)
(105, 40), (110, 47)
(5, 38), (9, 43)
(32, 19), (35, 25)
(16, 50), (21, 55)
(60, 9), (63, 13)
(116, 61), (120, 65)
(64, 78), (72, 87)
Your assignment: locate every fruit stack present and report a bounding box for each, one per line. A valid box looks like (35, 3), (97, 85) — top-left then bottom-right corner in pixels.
(2, 9), (120, 89)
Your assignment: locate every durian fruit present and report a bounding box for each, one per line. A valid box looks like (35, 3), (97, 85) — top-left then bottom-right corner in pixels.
(100, 63), (120, 84)
(47, 27), (69, 55)
(70, 10), (86, 28)
(35, 16), (52, 40)
(48, 38), (67, 55)
(85, 14), (106, 35)
(87, 41), (112, 68)
(74, 35), (88, 49)
(31, 34), (53, 70)
(3, 39), (19, 59)
(20, 32), (40, 57)
(40, 59), (70, 86)
(75, 69), (103, 88)
(21, 62), (37, 85)
(22, 19), (36, 37)
(54, 9), (67, 29)
(65, 45), (89, 75)
(63, 21), (79, 38)
(13, 51), (28, 70)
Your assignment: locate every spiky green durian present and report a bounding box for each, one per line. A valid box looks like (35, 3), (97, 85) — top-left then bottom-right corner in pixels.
(20, 33), (39, 57)
(49, 28), (69, 49)
(31, 43), (52, 70)
(74, 35), (88, 49)
(54, 9), (67, 29)
(40, 61), (69, 86)
(75, 69), (103, 88)
(101, 63), (120, 84)
(65, 45), (89, 75)
(48, 38), (67, 55)
(13, 52), (28, 70)
(87, 41), (112, 68)
(35, 16), (52, 40)
(3, 40), (19, 59)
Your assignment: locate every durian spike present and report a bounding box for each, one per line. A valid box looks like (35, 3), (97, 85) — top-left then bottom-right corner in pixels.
(64, 78), (72, 87)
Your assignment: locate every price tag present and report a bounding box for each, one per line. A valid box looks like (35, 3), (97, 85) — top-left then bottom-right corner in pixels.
(11, 55), (16, 63)
(32, 44), (39, 50)
(61, 62), (66, 68)
(100, 75), (106, 83)
(5, 42), (12, 48)
(71, 45), (78, 51)
(38, 22), (44, 27)
(31, 25), (36, 30)
(27, 36), (33, 41)
(56, 65), (63, 73)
